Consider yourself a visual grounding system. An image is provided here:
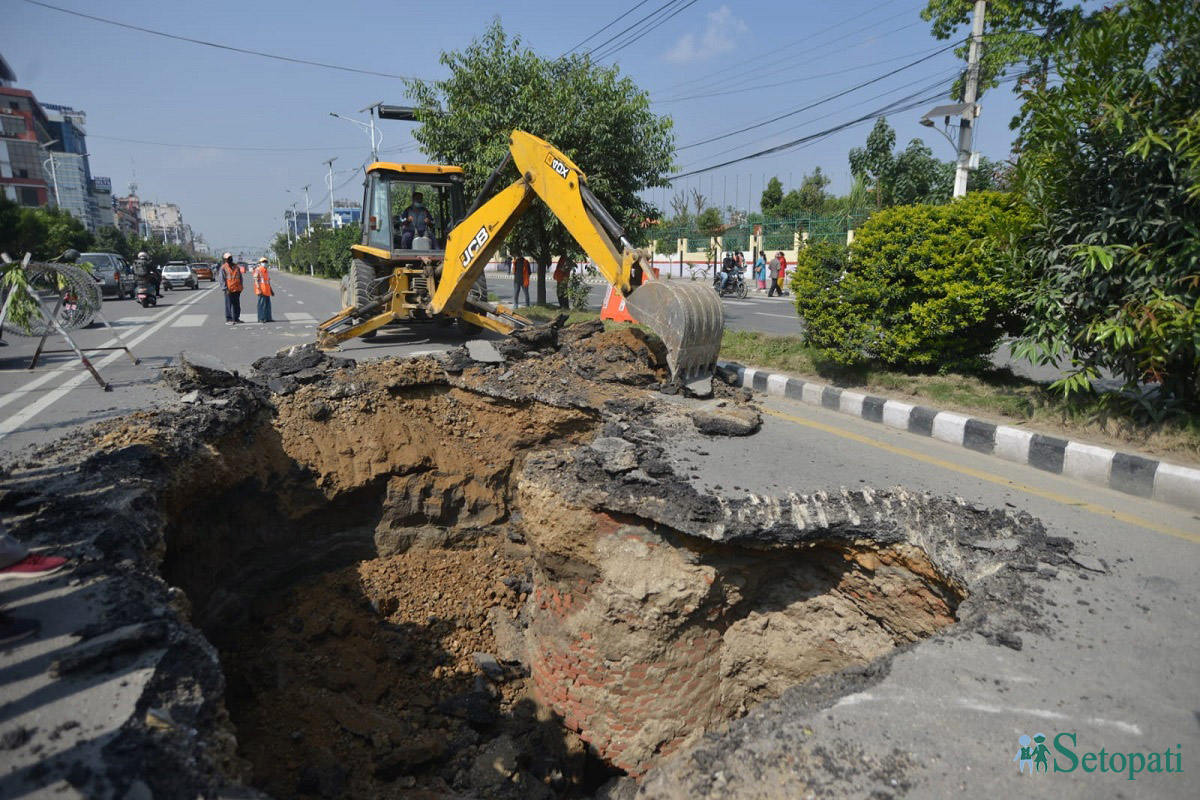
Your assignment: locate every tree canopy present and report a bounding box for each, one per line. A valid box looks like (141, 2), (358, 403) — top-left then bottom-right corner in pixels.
(1009, 0), (1200, 410)
(405, 21), (675, 303)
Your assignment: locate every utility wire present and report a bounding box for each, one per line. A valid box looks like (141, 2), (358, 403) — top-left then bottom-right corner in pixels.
(592, 0), (702, 61)
(19, 0), (425, 81)
(586, 0), (684, 57)
(89, 134), (365, 152)
(670, 91), (946, 180)
(560, 0), (655, 58)
(657, 0), (917, 95)
(656, 43), (950, 105)
(677, 41), (959, 151)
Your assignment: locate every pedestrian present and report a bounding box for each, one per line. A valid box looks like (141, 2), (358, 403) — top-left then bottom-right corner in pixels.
(253, 257), (274, 323)
(754, 251), (767, 291)
(0, 519), (68, 645)
(767, 252), (782, 297)
(513, 254), (531, 308)
(554, 254), (575, 309)
(777, 251), (789, 296)
(218, 252), (244, 324)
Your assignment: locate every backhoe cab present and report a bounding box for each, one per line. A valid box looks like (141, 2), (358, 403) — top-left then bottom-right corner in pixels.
(317, 130), (723, 393)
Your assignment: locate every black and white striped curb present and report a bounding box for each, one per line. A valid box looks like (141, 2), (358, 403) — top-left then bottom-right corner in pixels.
(723, 363), (1200, 513)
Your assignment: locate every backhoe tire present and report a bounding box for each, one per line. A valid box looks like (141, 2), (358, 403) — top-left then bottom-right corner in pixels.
(457, 274), (489, 338)
(348, 258), (379, 340)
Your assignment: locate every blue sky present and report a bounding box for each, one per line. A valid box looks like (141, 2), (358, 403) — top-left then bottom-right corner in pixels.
(3, 0), (1031, 254)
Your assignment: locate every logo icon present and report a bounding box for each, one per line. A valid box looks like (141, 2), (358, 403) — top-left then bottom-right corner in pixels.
(1015, 733), (1050, 774)
(545, 153), (571, 180)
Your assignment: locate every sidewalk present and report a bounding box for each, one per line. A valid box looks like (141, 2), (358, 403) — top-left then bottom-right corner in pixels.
(722, 361), (1200, 512)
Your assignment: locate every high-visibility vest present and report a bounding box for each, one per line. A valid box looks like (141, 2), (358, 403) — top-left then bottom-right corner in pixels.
(222, 263), (243, 292)
(254, 266), (273, 296)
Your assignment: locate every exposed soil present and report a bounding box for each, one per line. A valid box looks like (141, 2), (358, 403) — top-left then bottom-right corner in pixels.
(0, 319), (1077, 799)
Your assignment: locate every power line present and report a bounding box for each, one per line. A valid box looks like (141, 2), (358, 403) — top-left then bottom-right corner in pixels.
(560, 0), (655, 58)
(586, 0), (684, 57)
(678, 42), (959, 151)
(656, 0), (917, 96)
(669, 91), (947, 180)
(656, 44), (949, 105)
(19, 0), (426, 81)
(89, 134), (365, 152)
(592, 0), (702, 61)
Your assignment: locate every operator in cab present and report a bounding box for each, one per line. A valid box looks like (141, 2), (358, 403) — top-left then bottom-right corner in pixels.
(397, 191), (435, 249)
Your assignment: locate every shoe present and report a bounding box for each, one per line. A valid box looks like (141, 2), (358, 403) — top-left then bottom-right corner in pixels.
(0, 553), (67, 580)
(0, 613), (40, 646)
(226, 321), (234, 326)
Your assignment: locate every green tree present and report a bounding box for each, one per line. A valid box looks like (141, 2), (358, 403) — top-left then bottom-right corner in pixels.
(922, 0), (1087, 100)
(695, 207), (724, 236)
(1010, 0), (1200, 411)
(795, 167), (831, 216)
(92, 226), (132, 259)
(405, 21), (674, 304)
(0, 194), (94, 260)
(849, 117), (897, 208)
(760, 177), (784, 217)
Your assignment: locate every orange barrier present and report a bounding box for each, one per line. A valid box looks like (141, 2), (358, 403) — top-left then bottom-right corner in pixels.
(599, 267), (660, 323)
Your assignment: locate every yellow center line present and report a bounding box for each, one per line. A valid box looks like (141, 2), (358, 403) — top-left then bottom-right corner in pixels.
(762, 407), (1200, 544)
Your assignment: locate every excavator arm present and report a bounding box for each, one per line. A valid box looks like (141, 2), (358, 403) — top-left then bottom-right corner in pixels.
(434, 131), (723, 393)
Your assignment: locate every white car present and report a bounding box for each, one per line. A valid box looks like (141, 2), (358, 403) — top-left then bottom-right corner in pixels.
(162, 263), (199, 290)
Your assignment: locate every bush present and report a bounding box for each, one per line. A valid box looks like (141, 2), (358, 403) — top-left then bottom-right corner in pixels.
(790, 192), (1030, 369)
(1012, 0), (1200, 412)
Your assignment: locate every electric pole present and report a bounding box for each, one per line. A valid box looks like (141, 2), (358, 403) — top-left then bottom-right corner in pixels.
(955, 0), (986, 198)
(301, 184), (312, 236)
(324, 157), (338, 226)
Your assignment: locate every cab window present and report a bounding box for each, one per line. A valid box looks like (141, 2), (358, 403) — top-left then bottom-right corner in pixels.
(365, 175), (391, 251)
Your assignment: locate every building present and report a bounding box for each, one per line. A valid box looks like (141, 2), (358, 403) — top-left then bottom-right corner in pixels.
(0, 53), (53, 208)
(331, 206), (362, 229)
(113, 193), (141, 236)
(42, 103), (98, 230)
(141, 201), (191, 247)
(92, 176), (114, 227)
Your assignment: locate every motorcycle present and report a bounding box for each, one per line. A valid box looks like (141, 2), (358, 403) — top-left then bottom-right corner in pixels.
(713, 270), (748, 299)
(136, 281), (157, 308)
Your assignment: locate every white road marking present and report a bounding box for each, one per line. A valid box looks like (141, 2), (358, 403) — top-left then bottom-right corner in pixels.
(295, 300), (304, 305)
(0, 289), (215, 441)
(284, 312), (317, 323)
(756, 312), (798, 320)
(173, 314), (206, 328)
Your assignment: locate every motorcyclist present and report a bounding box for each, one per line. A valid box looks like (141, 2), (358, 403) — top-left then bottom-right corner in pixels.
(718, 252), (739, 294)
(132, 252), (152, 289)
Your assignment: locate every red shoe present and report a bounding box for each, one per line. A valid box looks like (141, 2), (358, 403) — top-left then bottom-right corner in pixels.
(0, 553), (68, 580)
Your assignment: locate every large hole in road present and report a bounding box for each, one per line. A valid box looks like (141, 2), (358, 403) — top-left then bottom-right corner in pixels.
(153, 328), (973, 799)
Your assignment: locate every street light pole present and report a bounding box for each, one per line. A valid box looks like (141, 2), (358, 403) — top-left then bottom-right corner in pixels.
(954, 0), (987, 198)
(302, 184), (312, 235)
(324, 158), (338, 225)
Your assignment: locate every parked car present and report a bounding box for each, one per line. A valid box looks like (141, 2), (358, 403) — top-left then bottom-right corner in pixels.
(191, 262), (215, 281)
(162, 262), (199, 290)
(78, 252), (137, 300)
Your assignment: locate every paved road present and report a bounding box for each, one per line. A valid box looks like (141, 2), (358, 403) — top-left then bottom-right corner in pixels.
(0, 271), (494, 458)
(660, 390), (1199, 798)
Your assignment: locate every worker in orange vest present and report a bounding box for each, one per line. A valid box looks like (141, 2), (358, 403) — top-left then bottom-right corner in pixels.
(512, 254), (531, 308)
(253, 257), (274, 323)
(219, 253), (243, 325)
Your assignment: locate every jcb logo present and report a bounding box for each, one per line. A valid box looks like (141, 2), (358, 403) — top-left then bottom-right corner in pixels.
(545, 154), (571, 180)
(459, 226), (489, 267)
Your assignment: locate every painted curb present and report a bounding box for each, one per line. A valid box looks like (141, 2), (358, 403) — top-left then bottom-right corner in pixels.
(721, 362), (1200, 514)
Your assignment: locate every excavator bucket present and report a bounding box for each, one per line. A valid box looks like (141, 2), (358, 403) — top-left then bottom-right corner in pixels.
(624, 279), (724, 396)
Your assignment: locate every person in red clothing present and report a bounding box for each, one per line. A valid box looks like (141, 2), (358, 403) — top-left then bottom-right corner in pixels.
(512, 255), (531, 308)
(775, 251), (789, 296)
(253, 257), (274, 323)
(553, 254), (575, 309)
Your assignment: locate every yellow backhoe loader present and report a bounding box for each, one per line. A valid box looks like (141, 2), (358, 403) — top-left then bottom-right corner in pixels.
(316, 130), (724, 393)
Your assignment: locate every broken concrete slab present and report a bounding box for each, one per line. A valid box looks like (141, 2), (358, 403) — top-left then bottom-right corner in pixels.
(466, 339), (506, 363)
